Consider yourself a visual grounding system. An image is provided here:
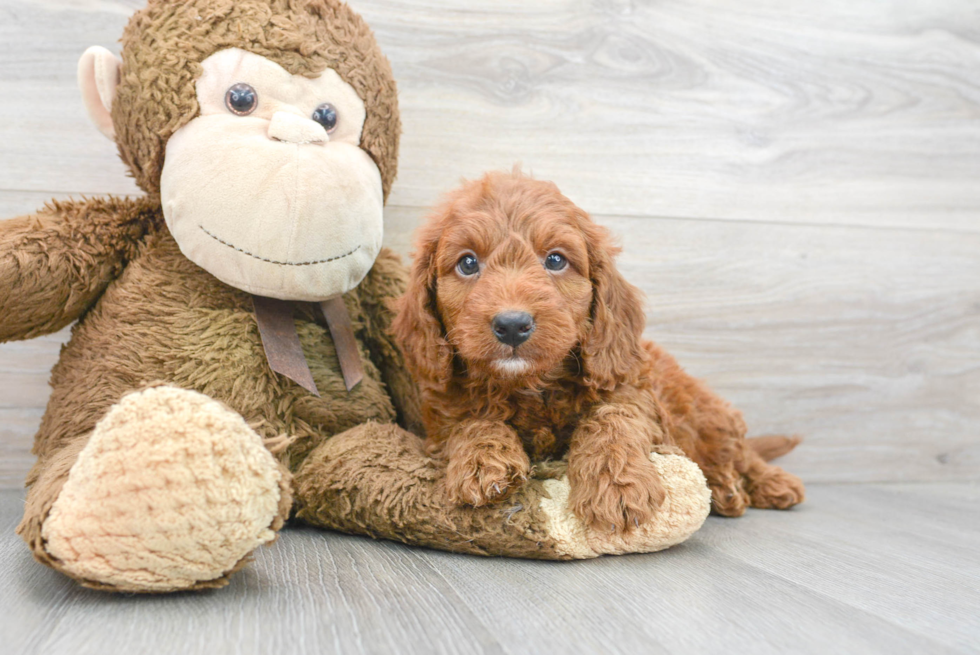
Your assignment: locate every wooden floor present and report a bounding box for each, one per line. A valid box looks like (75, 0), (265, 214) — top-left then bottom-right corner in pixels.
(2, 484), (978, 655)
(1, 0), (979, 652)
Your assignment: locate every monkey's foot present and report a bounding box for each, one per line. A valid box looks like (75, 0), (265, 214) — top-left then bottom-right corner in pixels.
(41, 386), (286, 592)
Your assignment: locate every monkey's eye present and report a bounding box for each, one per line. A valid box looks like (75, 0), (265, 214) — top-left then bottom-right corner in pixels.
(225, 83), (258, 116)
(544, 252), (568, 271)
(312, 103), (339, 133)
(456, 254), (480, 277)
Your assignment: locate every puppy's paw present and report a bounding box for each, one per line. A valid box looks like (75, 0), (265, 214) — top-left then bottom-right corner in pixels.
(746, 466), (805, 510)
(709, 480), (749, 517)
(445, 443), (531, 507)
(569, 456), (666, 533)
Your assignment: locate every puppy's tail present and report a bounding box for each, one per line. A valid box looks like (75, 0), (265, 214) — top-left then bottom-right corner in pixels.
(746, 435), (802, 462)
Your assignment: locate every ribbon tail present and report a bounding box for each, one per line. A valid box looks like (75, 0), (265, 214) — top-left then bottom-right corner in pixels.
(252, 295), (320, 397)
(319, 296), (364, 392)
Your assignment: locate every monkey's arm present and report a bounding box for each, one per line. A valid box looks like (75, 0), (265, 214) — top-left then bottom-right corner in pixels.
(356, 248), (425, 436)
(0, 196), (157, 343)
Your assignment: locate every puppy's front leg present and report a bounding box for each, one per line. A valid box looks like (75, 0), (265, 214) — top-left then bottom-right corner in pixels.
(567, 397), (667, 532)
(440, 420), (530, 507)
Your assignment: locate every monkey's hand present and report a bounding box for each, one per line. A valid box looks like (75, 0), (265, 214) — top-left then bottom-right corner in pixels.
(0, 196), (154, 343)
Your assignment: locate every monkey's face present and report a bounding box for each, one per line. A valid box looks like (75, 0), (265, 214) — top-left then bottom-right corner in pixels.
(159, 48), (383, 301)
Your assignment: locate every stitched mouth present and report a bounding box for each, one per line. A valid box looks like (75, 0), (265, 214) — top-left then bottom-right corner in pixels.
(200, 226), (360, 267)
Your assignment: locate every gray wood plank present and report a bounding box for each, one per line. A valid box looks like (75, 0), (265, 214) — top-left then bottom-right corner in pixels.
(2, 483), (977, 655)
(0, 329), (67, 489)
(2, 0), (980, 230)
(0, 491), (504, 655)
(413, 486), (980, 655)
(617, 215), (980, 484)
(0, 1), (142, 198)
(0, 409), (42, 489)
(369, 0), (980, 232)
(692, 484), (980, 653)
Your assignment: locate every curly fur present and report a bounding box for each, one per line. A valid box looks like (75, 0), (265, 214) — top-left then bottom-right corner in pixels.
(392, 170), (805, 529)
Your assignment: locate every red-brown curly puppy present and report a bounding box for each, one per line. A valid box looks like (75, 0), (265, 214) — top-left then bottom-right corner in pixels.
(392, 170), (805, 531)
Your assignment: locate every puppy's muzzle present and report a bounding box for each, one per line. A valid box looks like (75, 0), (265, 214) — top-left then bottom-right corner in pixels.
(492, 311), (535, 347)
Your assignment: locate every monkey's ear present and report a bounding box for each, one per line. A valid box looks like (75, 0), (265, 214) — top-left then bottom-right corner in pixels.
(78, 46), (122, 141)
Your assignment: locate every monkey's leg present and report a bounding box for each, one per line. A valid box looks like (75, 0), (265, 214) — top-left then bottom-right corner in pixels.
(290, 422), (549, 556)
(17, 386), (290, 592)
(290, 422), (709, 560)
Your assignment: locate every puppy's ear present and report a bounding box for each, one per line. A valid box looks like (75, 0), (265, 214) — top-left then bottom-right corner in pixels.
(579, 219), (647, 390)
(391, 220), (454, 386)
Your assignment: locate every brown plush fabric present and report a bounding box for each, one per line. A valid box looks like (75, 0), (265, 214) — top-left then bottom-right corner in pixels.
(115, 0), (400, 199)
(293, 425), (711, 559)
(294, 422), (565, 559)
(16, 212), (405, 464)
(0, 197), (156, 342)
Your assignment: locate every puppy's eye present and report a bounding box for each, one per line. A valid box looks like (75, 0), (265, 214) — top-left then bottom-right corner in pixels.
(225, 83), (258, 116)
(312, 103), (339, 133)
(456, 254), (480, 276)
(544, 252), (568, 271)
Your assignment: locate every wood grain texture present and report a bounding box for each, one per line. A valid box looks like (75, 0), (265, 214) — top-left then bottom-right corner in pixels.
(1, 0), (979, 487)
(2, 483), (978, 654)
(368, 0), (980, 232)
(3, 0), (980, 229)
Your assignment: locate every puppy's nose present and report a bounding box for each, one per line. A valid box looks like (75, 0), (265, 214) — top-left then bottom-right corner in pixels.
(492, 311), (535, 347)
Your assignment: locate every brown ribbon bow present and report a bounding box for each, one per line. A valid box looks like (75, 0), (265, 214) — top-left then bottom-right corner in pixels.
(252, 294), (364, 396)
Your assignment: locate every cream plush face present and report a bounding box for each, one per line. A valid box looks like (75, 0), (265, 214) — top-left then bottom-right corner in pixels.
(159, 48), (384, 301)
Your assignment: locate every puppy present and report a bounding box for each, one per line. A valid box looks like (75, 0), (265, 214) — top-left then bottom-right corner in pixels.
(392, 171), (804, 531)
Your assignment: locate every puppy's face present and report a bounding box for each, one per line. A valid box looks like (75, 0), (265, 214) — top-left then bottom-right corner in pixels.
(432, 176), (594, 379)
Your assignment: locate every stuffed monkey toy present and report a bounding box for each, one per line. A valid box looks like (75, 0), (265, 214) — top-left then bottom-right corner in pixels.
(1, 0), (710, 593)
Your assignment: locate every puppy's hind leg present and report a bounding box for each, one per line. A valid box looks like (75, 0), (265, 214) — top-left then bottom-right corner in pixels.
(739, 439), (806, 510)
(703, 463), (750, 517)
(677, 422), (750, 517)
